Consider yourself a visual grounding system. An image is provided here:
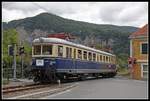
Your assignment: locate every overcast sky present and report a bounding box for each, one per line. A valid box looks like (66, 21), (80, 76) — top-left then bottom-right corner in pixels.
(2, 2), (148, 27)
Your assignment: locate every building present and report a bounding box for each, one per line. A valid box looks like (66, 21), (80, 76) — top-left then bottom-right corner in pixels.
(47, 32), (75, 41)
(129, 24), (148, 80)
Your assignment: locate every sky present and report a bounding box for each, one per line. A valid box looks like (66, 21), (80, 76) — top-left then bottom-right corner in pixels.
(2, 2), (148, 27)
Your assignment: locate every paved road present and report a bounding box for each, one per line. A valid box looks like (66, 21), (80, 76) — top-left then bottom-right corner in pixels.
(44, 77), (148, 99)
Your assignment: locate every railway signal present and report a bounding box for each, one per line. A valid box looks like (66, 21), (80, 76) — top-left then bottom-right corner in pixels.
(19, 45), (25, 78)
(128, 57), (137, 65)
(128, 58), (132, 64)
(19, 46), (24, 55)
(19, 46), (25, 78)
(8, 45), (14, 56)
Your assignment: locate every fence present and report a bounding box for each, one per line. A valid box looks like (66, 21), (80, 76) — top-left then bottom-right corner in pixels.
(2, 64), (32, 80)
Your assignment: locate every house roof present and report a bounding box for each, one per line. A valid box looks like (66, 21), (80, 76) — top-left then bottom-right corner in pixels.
(129, 24), (148, 38)
(47, 32), (75, 39)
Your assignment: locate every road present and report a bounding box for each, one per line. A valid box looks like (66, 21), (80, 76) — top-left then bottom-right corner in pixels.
(43, 76), (148, 99)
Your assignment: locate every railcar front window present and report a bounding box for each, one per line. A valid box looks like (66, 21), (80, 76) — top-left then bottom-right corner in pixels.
(42, 45), (52, 55)
(33, 45), (41, 55)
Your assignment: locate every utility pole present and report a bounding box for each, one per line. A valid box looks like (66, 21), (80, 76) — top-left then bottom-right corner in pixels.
(21, 54), (24, 78)
(19, 44), (24, 78)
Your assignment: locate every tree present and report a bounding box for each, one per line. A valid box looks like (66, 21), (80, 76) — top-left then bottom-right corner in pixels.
(2, 29), (19, 65)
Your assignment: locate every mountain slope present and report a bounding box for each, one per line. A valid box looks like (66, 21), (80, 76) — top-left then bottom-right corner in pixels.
(3, 13), (138, 34)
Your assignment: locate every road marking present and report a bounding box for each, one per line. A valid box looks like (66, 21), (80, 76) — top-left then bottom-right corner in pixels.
(40, 89), (72, 99)
(40, 83), (78, 99)
(41, 84), (78, 99)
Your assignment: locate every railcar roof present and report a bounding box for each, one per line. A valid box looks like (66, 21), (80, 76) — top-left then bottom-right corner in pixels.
(33, 37), (115, 56)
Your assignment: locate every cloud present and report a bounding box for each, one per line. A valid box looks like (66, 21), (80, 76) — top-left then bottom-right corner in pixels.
(2, 2), (148, 27)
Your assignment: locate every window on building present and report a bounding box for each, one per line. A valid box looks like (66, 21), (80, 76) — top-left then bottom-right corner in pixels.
(141, 43), (148, 54)
(42, 45), (52, 55)
(58, 45), (63, 57)
(83, 51), (87, 60)
(88, 52), (92, 61)
(93, 53), (96, 61)
(142, 64), (148, 79)
(33, 45), (41, 55)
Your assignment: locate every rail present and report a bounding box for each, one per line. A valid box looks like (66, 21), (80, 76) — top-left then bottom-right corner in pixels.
(2, 83), (53, 94)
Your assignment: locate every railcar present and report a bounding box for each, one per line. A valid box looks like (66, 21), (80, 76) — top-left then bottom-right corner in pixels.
(31, 37), (117, 83)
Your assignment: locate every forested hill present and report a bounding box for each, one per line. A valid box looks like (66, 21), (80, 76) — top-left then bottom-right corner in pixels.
(2, 12), (139, 68)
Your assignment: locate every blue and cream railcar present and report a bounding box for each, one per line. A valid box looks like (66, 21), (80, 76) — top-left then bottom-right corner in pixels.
(31, 37), (117, 82)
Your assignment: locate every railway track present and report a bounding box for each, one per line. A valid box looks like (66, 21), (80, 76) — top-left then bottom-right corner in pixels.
(2, 83), (53, 94)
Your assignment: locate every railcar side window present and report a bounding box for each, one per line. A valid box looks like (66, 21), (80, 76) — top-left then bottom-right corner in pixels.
(66, 47), (69, 58)
(66, 47), (72, 58)
(111, 57), (113, 63)
(100, 55), (102, 62)
(93, 53), (96, 61)
(97, 55), (99, 62)
(33, 45), (41, 55)
(69, 48), (72, 58)
(58, 45), (63, 57)
(42, 45), (52, 55)
(106, 56), (108, 62)
(108, 57), (110, 63)
(74, 49), (76, 59)
(103, 56), (106, 62)
(83, 51), (87, 60)
(78, 50), (82, 59)
(88, 52), (92, 61)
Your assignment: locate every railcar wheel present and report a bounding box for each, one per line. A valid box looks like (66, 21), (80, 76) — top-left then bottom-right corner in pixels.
(33, 76), (40, 83)
(78, 74), (86, 81)
(102, 73), (109, 78)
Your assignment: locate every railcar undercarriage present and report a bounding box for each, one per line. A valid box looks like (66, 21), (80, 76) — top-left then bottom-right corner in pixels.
(31, 68), (117, 83)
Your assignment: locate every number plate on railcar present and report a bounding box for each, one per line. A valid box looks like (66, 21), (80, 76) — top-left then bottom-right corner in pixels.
(36, 59), (44, 66)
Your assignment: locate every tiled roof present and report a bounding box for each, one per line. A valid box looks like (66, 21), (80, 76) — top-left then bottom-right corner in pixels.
(129, 24), (148, 38)
(47, 32), (75, 39)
